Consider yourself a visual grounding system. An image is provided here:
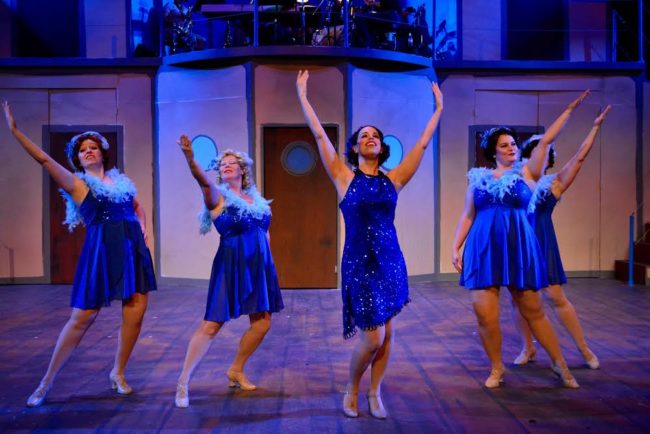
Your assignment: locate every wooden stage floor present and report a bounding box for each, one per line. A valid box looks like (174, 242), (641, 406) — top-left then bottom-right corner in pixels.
(1, 279), (649, 433)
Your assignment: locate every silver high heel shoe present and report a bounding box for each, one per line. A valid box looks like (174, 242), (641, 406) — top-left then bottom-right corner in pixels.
(342, 391), (359, 418)
(367, 393), (387, 419)
(551, 362), (580, 389)
(513, 348), (537, 365)
(484, 365), (505, 388)
(175, 383), (189, 408)
(583, 349), (600, 370)
(226, 370), (256, 391)
(26, 382), (51, 407)
(109, 371), (133, 395)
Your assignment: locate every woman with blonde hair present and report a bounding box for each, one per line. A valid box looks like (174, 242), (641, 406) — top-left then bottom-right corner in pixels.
(174, 136), (284, 408)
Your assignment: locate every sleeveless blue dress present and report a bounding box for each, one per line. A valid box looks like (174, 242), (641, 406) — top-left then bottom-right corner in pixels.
(460, 163), (548, 290)
(199, 187), (284, 322)
(62, 169), (156, 309)
(528, 174), (567, 285)
(339, 170), (409, 339)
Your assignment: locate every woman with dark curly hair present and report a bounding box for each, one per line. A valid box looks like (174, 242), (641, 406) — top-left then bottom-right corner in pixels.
(451, 91), (591, 390)
(2, 102), (156, 407)
(296, 70), (442, 419)
(174, 136), (284, 408)
(511, 105), (611, 369)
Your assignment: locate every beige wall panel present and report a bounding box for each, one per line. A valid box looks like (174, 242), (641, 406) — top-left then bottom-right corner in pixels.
(117, 75), (155, 261)
(351, 69), (435, 275)
(157, 66), (248, 279)
(599, 77), (636, 269)
(253, 65), (346, 190)
(49, 89), (117, 124)
(538, 92), (602, 272)
(439, 74), (638, 276)
(0, 90), (49, 278)
(0, 74), (118, 89)
(439, 75), (475, 274)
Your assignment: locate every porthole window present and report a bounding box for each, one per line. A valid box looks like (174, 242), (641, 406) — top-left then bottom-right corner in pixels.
(281, 141), (317, 176)
(381, 135), (403, 170)
(192, 135), (218, 170)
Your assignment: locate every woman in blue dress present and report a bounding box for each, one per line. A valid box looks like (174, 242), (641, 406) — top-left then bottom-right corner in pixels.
(296, 70), (443, 419)
(510, 104), (611, 369)
(3, 102), (156, 407)
(174, 136), (284, 408)
(451, 92), (591, 389)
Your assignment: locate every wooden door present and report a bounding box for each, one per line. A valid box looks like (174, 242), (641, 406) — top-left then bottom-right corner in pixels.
(49, 130), (119, 284)
(263, 126), (338, 289)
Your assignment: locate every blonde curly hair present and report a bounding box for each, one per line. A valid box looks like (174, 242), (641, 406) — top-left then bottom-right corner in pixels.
(210, 149), (254, 190)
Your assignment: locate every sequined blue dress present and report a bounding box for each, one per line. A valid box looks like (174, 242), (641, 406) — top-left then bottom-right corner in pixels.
(62, 169), (156, 309)
(528, 174), (567, 285)
(339, 170), (409, 339)
(460, 163), (548, 290)
(200, 187), (284, 322)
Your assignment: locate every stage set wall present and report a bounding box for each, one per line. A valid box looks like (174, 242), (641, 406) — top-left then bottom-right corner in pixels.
(156, 64), (436, 282)
(0, 69), (644, 284)
(0, 72), (155, 282)
(439, 74), (639, 278)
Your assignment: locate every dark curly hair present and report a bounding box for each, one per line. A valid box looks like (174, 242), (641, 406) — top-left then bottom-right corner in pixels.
(520, 135), (556, 169)
(67, 132), (110, 172)
(345, 125), (390, 167)
(480, 126), (516, 163)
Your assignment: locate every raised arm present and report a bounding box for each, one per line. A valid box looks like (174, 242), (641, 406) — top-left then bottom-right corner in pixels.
(554, 105), (611, 196)
(387, 82), (443, 192)
(296, 70), (353, 197)
(451, 185), (476, 273)
(177, 134), (221, 210)
(3, 101), (86, 201)
(525, 90), (590, 181)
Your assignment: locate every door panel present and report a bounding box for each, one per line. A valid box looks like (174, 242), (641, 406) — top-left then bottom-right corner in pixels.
(49, 130), (119, 284)
(263, 126), (338, 289)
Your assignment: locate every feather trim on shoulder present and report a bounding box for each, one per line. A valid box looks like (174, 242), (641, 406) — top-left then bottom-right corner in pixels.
(78, 168), (137, 201)
(60, 190), (82, 232)
(219, 184), (272, 218)
(60, 169), (136, 231)
(198, 207), (213, 235)
(197, 184), (272, 235)
(467, 161), (526, 201)
(528, 173), (557, 214)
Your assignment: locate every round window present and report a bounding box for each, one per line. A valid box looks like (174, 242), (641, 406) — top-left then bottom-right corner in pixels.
(381, 135), (403, 170)
(281, 141), (317, 176)
(192, 135), (218, 171)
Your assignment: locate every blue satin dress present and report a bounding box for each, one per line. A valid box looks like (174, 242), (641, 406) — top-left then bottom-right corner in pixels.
(460, 164), (548, 291)
(202, 188), (284, 323)
(63, 169), (156, 309)
(528, 174), (567, 285)
(339, 170), (409, 339)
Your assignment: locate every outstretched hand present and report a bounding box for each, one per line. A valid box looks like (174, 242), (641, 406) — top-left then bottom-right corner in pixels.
(594, 105), (612, 127)
(2, 101), (16, 132)
(432, 82), (443, 111)
(568, 90), (590, 110)
(296, 70), (309, 99)
(177, 134), (194, 160)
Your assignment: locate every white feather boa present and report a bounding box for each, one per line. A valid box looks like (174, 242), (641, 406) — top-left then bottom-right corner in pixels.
(198, 184), (271, 235)
(61, 168), (136, 231)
